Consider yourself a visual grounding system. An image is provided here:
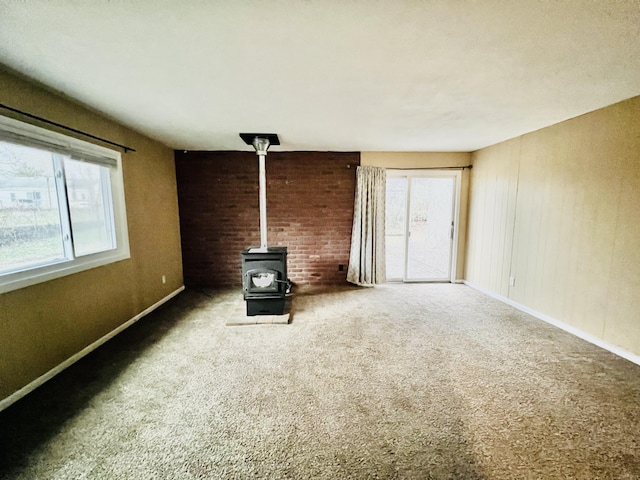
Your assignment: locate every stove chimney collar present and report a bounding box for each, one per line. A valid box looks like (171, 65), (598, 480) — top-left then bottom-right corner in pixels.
(239, 133), (280, 155)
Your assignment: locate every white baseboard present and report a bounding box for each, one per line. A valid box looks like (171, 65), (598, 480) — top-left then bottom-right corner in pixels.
(463, 280), (640, 367)
(0, 286), (186, 413)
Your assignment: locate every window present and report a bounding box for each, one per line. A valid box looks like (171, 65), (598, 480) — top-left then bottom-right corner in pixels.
(0, 115), (129, 293)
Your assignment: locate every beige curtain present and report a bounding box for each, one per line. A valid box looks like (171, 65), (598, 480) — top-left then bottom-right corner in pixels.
(347, 166), (386, 286)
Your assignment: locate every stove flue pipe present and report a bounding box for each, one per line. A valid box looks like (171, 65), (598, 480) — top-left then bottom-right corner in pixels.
(239, 133), (280, 252)
(253, 137), (270, 250)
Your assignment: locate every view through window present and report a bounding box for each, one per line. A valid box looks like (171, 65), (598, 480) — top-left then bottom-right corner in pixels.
(0, 115), (128, 293)
(385, 172), (457, 282)
(0, 142), (67, 273)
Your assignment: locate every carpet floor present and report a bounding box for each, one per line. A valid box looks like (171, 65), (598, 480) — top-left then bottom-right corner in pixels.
(1, 283), (639, 479)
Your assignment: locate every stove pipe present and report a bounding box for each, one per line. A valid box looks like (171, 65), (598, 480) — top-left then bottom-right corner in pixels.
(239, 133), (280, 251)
(255, 138), (269, 250)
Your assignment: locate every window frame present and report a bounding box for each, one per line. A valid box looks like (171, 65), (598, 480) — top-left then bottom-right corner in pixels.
(0, 115), (130, 294)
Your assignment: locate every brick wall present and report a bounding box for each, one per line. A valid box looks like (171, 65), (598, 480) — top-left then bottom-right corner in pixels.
(175, 151), (360, 288)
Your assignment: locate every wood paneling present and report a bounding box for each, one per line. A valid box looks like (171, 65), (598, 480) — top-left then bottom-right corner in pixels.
(466, 140), (519, 296)
(466, 96), (640, 355)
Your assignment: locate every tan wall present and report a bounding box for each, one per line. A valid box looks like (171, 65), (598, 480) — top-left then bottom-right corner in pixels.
(0, 69), (184, 402)
(361, 152), (472, 280)
(466, 96), (640, 356)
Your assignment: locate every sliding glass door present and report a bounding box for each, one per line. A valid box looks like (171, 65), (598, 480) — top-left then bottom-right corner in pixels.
(385, 171), (459, 282)
(385, 177), (408, 280)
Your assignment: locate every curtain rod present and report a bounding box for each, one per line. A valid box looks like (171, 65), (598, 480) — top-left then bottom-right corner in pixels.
(386, 165), (472, 170)
(0, 103), (136, 153)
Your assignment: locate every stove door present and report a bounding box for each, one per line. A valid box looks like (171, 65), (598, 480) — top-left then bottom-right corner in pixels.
(245, 268), (280, 294)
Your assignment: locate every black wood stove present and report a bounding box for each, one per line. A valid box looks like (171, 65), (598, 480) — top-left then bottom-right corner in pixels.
(239, 133), (291, 317)
(241, 246), (290, 316)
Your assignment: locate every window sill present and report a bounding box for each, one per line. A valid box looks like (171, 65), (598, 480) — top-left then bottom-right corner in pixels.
(0, 248), (130, 294)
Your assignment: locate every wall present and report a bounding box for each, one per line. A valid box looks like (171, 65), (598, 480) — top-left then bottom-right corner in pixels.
(175, 151), (359, 287)
(0, 69), (184, 404)
(466, 96), (640, 356)
(361, 151), (472, 281)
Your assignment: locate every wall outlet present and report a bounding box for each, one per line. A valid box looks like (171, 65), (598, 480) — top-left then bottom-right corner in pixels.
(162, 275), (167, 284)
(338, 264), (345, 271)
(509, 276), (516, 287)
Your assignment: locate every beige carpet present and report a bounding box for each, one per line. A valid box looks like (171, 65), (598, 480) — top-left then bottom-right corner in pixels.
(1, 283), (639, 479)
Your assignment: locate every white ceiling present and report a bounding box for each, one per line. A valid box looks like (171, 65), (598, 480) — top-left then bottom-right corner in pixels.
(1, 1), (639, 152)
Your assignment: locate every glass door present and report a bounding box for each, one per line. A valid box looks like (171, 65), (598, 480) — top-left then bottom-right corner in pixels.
(385, 171), (458, 282)
(385, 177), (408, 280)
(406, 176), (455, 280)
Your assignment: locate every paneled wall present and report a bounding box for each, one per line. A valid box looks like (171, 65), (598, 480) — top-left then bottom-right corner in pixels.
(466, 96), (640, 356)
(175, 151), (359, 287)
(464, 141), (520, 297)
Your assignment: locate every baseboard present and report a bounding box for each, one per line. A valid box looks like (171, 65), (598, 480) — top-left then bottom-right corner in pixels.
(463, 280), (640, 367)
(0, 286), (186, 413)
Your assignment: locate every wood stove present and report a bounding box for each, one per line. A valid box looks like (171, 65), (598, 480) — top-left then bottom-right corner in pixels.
(239, 133), (292, 317)
(241, 246), (290, 316)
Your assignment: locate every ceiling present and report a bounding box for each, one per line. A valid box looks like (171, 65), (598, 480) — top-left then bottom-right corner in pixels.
(1, 1), (639, 153)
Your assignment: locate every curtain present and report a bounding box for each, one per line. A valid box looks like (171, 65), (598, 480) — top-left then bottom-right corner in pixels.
(347, 166), (386, 286)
